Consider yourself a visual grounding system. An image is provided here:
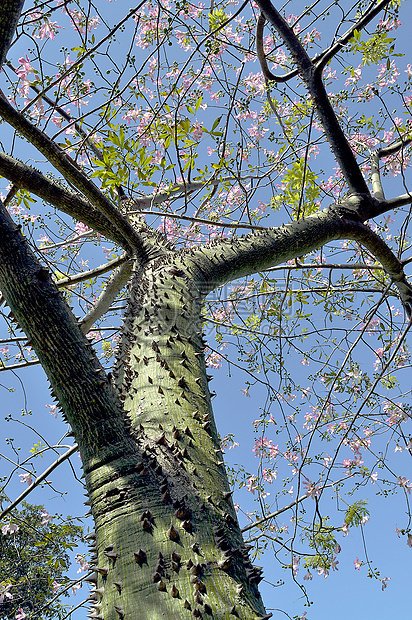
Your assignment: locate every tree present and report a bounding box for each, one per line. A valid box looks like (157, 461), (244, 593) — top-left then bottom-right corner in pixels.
(0, 501), (83, 620)
(0, 0), (411, 619)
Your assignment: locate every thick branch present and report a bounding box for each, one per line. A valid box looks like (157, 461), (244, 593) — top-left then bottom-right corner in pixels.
(192, 200), (412, 315)
(316, 0), (393, 72)
(0, 201), (137, 468)
(0, 151), (129, 247)
(369, 136), (412, 207)
(258, 0), (392, 83)
(0, 93), (144, 255)
(0, 0), (25, 70)
(255, 0), (370, 196)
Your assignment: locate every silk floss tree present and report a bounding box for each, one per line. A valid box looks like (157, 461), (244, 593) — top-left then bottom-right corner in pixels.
(0, 0), (411, 619)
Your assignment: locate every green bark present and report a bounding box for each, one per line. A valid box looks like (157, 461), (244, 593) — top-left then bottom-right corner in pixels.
(84, 258), (269, 619)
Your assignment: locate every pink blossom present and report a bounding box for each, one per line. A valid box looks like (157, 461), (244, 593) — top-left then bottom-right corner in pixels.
(353, 557), (362, 570)
(46, 404), (58, 419)
(75, 222), (91, 234)
(52, 581), (62, 594)
(303, 570), (313, 581)
(317, 566), (329, 578)
(397, 476), (412, 493)
(246, 476), (257, 494)
(334, 541), (341, 554)
(302, 478), (320, 499)
(252, 436), (278, 458)
(19, 473), (33, 486)
(206, 351), (222, 369)
(40, 509), (52, 525)
(1, 523), (19, 535)
(262, 468), (277, 483)
(345, 65), (362, 86)
(15, 609), (26, 620)
(0, 583), (13, 603)
(381, 576), (391, 590)
(76, 553), (90, 573)
(17, 56), (34, 79)
(71, 583), (81, 595)
(240, 388), (250, 397)
(256, 200), (267, 214)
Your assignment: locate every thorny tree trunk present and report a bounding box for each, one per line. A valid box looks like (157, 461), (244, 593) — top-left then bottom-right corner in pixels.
(85, 255), (270, 619)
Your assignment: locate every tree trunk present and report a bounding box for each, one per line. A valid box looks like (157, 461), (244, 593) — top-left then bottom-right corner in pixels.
(83, 256), (268, 619)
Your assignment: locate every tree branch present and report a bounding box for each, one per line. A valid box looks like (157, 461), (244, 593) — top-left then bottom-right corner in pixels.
(370, 135), (412, 201)
(56, 253), (129, 288)
(79, 259), (134, 333)
(6, 60), (104, 163)
(0, 151), (129, 247)
(135, 210), (266, 231)
(0, 200), (137, 467)
(255, 0), (370, 196)
(257, 0), (393, 83)
(0, 0), (25, 70)
(0, 92), (144, 255)
(0, 444), (78, 520)
(193, 199), (412, 315)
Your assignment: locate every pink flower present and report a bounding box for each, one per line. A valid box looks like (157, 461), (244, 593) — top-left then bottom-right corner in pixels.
(46, 404), (58, 419)
(354, 557), (362, 570)
(302, 478), (320, 499)
(17, 56), (34, 79)
(292, 556), (299, 576)
(240, 388), (250, 397)
(2, 523), (19, 535)
(15, 609), (26, 620)
(19, 472), (33, 486)
(52, 581), (62, 594)
(331, 556), (339, 571)
(0, 583), (13, 603)
(246, 476), (257, 494)
(71, 583), (81, 595)
(317, 566), (329, 578)
(303, 570), (313, 581)
(75, 222), (91, 234)
(334, 542), (341, 554)
(40, 509), (52, 525)
(381, 576), (391, 590)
